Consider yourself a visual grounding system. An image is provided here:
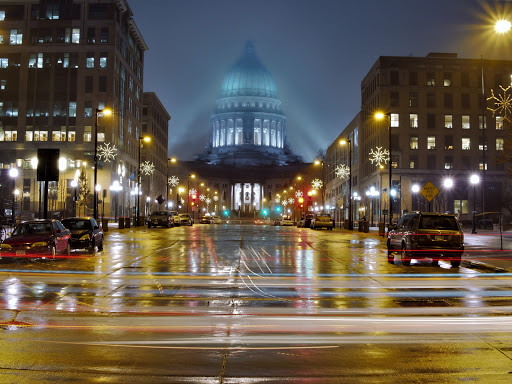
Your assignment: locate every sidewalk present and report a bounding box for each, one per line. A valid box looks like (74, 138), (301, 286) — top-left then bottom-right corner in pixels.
(332, 224), (512, 272)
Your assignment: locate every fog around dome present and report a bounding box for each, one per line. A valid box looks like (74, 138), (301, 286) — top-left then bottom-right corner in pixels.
(219, 41), (279, 99)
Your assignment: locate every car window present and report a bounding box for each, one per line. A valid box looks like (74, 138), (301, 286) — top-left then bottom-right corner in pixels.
(56, 221), (66, 231)
(13, 223), (52, 236)
(419, 216), (459, 230)
(62, 220), (91, 230)
(396, 216), (406, 229)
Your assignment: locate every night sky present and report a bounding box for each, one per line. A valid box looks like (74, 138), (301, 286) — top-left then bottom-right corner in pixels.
(129, 0), (512, 162)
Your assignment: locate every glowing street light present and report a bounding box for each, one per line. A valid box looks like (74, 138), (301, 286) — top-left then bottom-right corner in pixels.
(495, 19), (511, 34)
(93, 107), (112, 221)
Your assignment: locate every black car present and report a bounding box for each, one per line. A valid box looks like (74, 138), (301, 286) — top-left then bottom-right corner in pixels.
(61, 217), (104, 253)
(387, 212), (464, 267)
(148, 210), (173, 228)
(303, 214), (315, 228)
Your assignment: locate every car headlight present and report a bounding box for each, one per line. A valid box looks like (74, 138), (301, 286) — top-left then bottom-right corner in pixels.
(31, 242), (49, 248)
(1, 244), (12, 250)
(79, 234), (90, 241)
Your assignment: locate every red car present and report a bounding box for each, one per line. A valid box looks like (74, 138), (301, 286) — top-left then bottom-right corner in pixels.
(0, 219), (71, 261)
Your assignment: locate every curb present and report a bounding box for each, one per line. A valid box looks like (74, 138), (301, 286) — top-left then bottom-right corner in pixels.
(461, 259), (508, 273)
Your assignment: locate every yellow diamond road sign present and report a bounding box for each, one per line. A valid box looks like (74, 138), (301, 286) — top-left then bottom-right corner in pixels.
(420, 181), (439, 202)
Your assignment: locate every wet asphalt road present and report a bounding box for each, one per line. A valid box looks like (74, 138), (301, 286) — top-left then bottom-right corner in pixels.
(1, 223), (512, 383)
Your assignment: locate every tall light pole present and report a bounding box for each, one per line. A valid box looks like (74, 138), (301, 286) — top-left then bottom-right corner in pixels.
(314, 160), (325, 210)
(166, 157), (176, 209)
(9, 167), (18, 226)
(375, 112), (392, 231)
(443, 178), (453, 213)
(411, 184), (420, 211)
(137, 136), (151, 226)
(470, 174), (480, 234)
(187, 174), (196, 213)
(340, 139), (352, 230)
(93, 108), (111, 221)
(71, 179), (78, 217)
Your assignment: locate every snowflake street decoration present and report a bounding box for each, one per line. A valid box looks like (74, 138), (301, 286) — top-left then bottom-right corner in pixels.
(97, 143), (117, 162)
(189, 188), (197, 196)
(295, 190), (303, 199)
(213, 195), (219, 201)
(488, 85), (512, 123)
(369, 147), (390, 168)
(335, 164), (350, 179)
(199, 194), (206, 201)
(140, 161), (155, 176)
(168, 175), (179, 187)
(311, 179), (323, 190)
(274, 196), (281, 204)
(282, 200), (288, 207)
(205, 198), (212, 205)
(287, 197), (294, 205)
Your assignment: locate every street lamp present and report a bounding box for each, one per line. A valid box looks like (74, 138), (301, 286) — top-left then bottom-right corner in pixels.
(375, 112), (392, 231)
(314, 160), (325, 209)
(9, 167), (18, 225)
(187, 174), (196, 214)
(340, 139), (352, 230)
(166, 157), (177, 208)
(470, 174), (480, 234)
(411, 184), (420, 211)
(443, 178), (453, 213)
(93, 108), (112, 221)
(110, 180), (123, 222)
(365, 186), (379, 227)
(136, 136), (151, 226)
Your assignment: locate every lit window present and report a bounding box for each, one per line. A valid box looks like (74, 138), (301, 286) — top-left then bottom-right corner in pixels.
(83, 126), (91, 142)
(69, 102), (76, 117)
(52, 131), (61, 141)
(390, 113), (399, 127)
(0, 11), (5, 21)
(409, 136), (418, 149)
(496, 116), (504, 130)
(99, 53), (107, 68)
(444, 161), (453, 170)
(409, 114), (418, 128)
(0, 58), (8, 68)
(479, 162), (488, 170)
(0, 130), (17, 141)
(454, 200), (468, 215)
(496, 137), (504, 151)
(443, 72), (452, 86)
(462, 115), (470, 129)
(68, 131), (75, 142)
(427, 136), (436, 150)
(72, 28), (80, 44)
(86, 53), (94, 68)
(10, 29), (22, 45)
(409, 161), (415, 169)
(25, 131), (33, 141)
(0, 35), (4, 45)
(444, 115), (453, 128)
(462, 138), (470, 150)
(35, 131), (48, 141)
(97, 132), (105, 142)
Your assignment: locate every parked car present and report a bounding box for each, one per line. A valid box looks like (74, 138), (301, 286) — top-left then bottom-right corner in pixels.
(170, 211), (180, 226)
(297, 217), (304, 227)
(178, 213), (193, 226)
(61, 217), (104, 253)
(387, 212), (464, 267)
(302, 214), (315, 228)
(310, 213), (334, 230)
(0, 219), (71, 261)
(210, 216), (222, 224)
(280, 216), (294, 226)
(147, 210), (173, 228)
(199, 215), (212, 224)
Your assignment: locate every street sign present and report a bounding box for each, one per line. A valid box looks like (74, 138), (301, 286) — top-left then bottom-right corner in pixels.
(420, 181), (439, 202)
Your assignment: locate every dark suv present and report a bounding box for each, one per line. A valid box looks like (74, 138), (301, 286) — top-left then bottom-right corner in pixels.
(387, 212), (464, 267)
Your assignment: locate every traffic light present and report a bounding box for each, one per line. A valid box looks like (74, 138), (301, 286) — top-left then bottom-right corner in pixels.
(276, 206), (281, 212)
(298, 197), (304, 203)
(262, 209), (268, 216)
(223, 210), (229, 216)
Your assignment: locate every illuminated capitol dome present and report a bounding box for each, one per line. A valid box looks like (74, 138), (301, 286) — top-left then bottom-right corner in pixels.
(197, 41), (301, 166)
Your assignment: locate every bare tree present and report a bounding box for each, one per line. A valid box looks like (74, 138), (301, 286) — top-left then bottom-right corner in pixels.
(77, 170), (91, 216)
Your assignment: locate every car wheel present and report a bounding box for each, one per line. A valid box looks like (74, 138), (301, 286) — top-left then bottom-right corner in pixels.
(401, 244), (411, 266)
(65, 242), (71, 256)
(432, 257), (440, 267)
(97, 239), (103, 251)
(451, 257), (461, 268)
(88, 240), (95, 254)
(148, 223), (151, 228)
